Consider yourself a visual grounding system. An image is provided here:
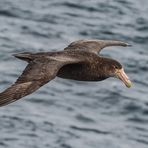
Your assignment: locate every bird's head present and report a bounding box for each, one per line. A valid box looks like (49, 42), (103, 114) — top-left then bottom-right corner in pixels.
(102, 58), (132, 88)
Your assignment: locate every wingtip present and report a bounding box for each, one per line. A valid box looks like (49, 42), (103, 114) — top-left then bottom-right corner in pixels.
(99, 40), (132, 48)
(13, 52), (33, 62)
(125, 43), (132, 47)
(117, 41), (132, 47)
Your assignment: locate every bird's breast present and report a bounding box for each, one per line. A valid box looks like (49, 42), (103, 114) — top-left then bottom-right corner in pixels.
(57, 63), (105, 81)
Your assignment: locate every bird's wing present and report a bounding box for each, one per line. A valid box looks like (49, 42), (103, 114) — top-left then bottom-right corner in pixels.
(64, 39), (130, 54)
(0, 56), (82, 107)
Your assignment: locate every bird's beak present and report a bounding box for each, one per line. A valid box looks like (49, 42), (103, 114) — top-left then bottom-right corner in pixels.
(115, 68), (132, 88)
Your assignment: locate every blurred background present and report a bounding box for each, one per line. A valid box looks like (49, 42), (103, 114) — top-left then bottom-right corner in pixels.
(0, 0), (148, 148)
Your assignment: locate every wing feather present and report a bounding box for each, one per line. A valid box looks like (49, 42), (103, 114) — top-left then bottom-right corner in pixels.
(64, 39), (130, 54)
(0, 56), (81, 107)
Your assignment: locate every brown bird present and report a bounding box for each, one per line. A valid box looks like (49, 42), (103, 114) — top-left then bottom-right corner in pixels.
(0, 39), (132, 107)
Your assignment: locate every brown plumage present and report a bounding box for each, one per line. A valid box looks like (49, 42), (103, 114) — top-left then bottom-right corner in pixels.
(0, 39), (132, 107)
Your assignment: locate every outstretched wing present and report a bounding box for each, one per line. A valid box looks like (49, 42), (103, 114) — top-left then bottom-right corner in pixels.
(0, 55), (82, 107)
(64, 39), (130, 54)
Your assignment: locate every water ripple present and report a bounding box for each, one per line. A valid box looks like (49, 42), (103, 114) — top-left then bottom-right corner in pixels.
(70, 125), (110, 135)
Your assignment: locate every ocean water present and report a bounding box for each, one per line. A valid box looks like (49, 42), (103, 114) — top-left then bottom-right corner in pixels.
(0, 0), (148, 148)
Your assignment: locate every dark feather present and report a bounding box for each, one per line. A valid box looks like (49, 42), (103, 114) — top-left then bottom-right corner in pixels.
(0, 55), (82, 107)
(64, 39), (130, 54)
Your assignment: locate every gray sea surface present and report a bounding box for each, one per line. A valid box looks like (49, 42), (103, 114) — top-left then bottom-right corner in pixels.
(0, 0), (148, 148)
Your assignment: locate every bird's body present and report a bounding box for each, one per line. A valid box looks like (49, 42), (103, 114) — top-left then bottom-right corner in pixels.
(0, 39), (132, 107)
(57, 51), (103, 81)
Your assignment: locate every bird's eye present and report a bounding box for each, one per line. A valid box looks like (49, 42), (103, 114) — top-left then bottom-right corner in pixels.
(114, 65), (118, 69)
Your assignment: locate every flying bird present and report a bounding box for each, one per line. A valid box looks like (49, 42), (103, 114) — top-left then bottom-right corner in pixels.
(0, 39), (132, 107)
